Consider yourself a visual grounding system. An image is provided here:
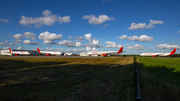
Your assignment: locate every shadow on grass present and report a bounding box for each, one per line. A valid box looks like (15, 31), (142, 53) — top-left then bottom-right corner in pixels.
(0, 58), (135, 101)
(137, 63), (180, 101)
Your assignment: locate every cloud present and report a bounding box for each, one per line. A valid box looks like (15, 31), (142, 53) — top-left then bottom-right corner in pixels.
(84, 39), (104, 48)
(178, 31), (180, 33)
(31, 37), (36, 40)
(19, 10), (71, 28)
(128, 23), (147, 30)
(84, 33), (93, 41)
(38, 31), (62, 44)
(58, 40), (82, 47)
(117, 35), (127, 39)
(8, 34), (11, 36)
(156, 44), (180, 49)
(82, 14), (116, 25)
(23, 32), (36, 39)
(75, 36), (84, 41)
(127, 35), (154, 42)
(68, 36), (73, 39)
(150, 20), (164, 24)
(128, 20), (163, 30)
(14, 40), (22, 44)
(13, 34), (23, 39)
(0, 41), (13, 46)
(155, 42), (164, 44)
(23, 40), (39, 45)
(105, 41), (122, 48)
(125, 44), (145, 50)
(3, 47), (9, 49)
(17, 47), (23, 50)
(0, 19), (10, 23)
(43, 40), (57, 44)
(103, 24), (109, 28)
(66, 48), (86, 53)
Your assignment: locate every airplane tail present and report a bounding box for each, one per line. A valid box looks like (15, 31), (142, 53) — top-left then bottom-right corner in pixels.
(9, 47), (12, 53)
(37, 47), (40, 53)
(117, 46), (123, 54)
(170, 48), (176, 55)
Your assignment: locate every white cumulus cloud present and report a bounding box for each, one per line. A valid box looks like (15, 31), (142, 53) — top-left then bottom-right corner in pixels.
(75, 36), (84, 41)
(128, 20), (163, 30)
(19, 10), (71, 28)
(38, 31), (62, 44)
(150, 20), (164, 24)
(125, 44), (145, 50)
(105, 41), (122, 48)
(3, 47), (9, 49)
(68, 36), (73, 39)
(0, 41), (13, 46)
(13, 34), (23, 39)
(84, 33), (93, 41)
(117, 35), (127, 39)
(128, 23), (147, 30)
(84, 39), (103, 48)
(14, 40), (22, 44)
(156, 44), (180, 49)
(82, 14), (116, 25)
(178, 30), (180, 33)
(23, 40), (39, 45)
(0, 19), (10, 23)
(103, 24), (109, 28)
(58, 40), (82, 47)
(127, 35), (154, 42)
(23, 32), (36, 39)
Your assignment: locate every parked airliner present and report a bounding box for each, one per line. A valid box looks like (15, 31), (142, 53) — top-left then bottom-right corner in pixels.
(139, 48), (176, 57)
(37, 47), (62, 56)
(86, 46), (124, 57)
(9, 47), (30, 55)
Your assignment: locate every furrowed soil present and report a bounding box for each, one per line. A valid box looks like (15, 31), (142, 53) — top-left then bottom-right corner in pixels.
(0, 57), (134, 101)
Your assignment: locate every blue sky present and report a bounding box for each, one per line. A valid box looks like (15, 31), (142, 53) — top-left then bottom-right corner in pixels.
(0, 0), (180, 54)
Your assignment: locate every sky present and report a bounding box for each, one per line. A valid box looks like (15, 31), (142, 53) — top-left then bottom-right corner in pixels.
(0, 0), (180, 54)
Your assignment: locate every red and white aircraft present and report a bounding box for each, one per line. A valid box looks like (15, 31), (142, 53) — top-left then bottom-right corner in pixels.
(37, 47), (62, 56)
(86, 46), (124, 57)
(9, 47), (30, 55)
(139, 48), (176, 57)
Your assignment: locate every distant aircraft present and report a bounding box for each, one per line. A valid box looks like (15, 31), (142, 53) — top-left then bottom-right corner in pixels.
(86, 46), (124, 57)
(9, 47), (30, 55)
(37, 47), (62, 56)
(139, 48), (176, 57)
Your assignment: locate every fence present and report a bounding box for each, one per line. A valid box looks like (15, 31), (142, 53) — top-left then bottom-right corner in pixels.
(134, 56), (141, 101)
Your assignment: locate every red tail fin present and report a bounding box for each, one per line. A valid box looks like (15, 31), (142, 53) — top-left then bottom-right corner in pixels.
(37, 47), (40, 53)
(9, 47), (12, 53)
(117, 46), (123, 54)
(170, 48), (176, 55)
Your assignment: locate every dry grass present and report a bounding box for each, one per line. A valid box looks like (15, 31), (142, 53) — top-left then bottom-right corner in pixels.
(0, 57), (134, 101)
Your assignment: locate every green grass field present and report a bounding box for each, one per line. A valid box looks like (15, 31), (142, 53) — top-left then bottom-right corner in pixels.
(137, 57), (180, 101)
(0, 57), (134, 101)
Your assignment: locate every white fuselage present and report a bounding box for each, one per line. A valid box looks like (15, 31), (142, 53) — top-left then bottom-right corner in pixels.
(40, 51), (62, 55)
(86, 51), (118, 55)
(139, 53), (171, 57)
(11, 51), (30, 55)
